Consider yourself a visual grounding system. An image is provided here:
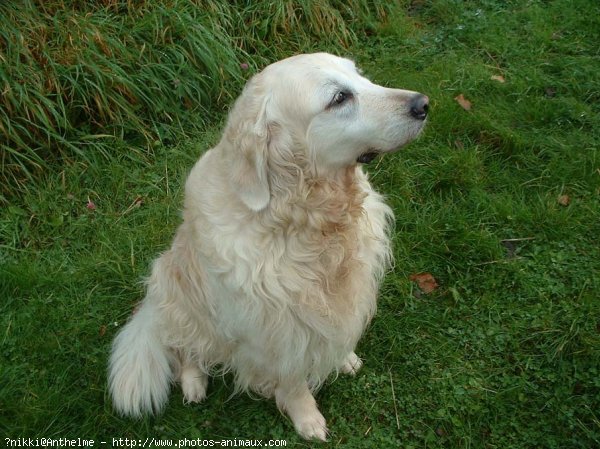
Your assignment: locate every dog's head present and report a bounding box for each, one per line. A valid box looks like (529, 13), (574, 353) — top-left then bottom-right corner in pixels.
(222, 52), (428, 211)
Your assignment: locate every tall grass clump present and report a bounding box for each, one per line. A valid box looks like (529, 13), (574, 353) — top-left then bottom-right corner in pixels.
(0, 0), (240, 199)
(0, 0), (392, 202)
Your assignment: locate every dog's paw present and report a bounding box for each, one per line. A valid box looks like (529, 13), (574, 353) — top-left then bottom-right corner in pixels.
(180, 367), (208, 404)
(294, 410), (328, 442)
(340, 352), (363, 376)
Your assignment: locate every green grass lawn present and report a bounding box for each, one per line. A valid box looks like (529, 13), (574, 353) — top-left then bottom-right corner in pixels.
(2, 1), (599, 447)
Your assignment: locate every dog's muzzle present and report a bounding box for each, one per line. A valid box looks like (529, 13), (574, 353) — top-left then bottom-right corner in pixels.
(357, 93), (429, 164)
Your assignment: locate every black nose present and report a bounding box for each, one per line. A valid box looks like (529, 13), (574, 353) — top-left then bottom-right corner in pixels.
(409, 94), (429, 120)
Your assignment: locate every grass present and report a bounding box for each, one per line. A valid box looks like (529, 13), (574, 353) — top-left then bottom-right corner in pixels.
(2, 0), (600, 447)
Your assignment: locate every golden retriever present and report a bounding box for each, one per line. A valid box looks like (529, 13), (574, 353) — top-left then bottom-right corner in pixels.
(109, 52), (428, 440)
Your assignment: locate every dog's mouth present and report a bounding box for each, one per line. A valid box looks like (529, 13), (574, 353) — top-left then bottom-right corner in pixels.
(356, 151), (380, 164)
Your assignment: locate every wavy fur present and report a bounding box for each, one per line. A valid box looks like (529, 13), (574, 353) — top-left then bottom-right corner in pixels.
(109, 52), (427, 440)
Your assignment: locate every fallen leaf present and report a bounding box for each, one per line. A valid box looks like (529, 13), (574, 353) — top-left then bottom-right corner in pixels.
(409, 272), (439, 294)
(491, 74), (505, 83)
(454, 94), (472, 111)
(558, 194), (571, 206)
(99, 325), (107, 337)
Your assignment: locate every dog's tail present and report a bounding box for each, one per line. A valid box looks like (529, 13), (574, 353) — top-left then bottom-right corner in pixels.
(108, 298), (174, 417)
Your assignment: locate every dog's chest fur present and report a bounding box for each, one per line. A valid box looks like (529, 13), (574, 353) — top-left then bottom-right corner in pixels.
(180, 156), (392, 384)
(199, 165), (388, 318)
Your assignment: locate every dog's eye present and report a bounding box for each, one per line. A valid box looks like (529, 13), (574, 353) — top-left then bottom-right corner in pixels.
(332, 91), (351, 106)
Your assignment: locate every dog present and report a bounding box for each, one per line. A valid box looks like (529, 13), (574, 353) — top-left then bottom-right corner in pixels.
(109, 52), (428, 440)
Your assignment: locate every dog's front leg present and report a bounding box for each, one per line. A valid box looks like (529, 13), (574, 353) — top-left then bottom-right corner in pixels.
(275, 381), (328, 441)
(179, 362), (208, 404)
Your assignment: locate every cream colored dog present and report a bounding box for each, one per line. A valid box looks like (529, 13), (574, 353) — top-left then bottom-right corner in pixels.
(109, 52), (428, 440)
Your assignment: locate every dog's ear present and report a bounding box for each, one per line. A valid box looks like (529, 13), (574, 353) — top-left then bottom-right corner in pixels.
(224, 79), (271, 212)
